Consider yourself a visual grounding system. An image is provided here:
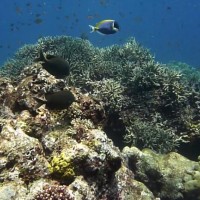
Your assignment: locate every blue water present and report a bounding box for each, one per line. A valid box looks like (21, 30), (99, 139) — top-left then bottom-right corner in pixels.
(1, 0), (200, 67)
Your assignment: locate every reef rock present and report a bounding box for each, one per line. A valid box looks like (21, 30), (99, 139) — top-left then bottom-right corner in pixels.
(0, 64), (155, 200)
(123, 146), (200, 200)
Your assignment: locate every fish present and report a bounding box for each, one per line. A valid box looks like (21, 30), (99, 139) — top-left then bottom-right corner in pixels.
(34, 18), (43, 24)
(89, 19), (119, 35)
(34, 50), (70, 79)
(34, 90), (75, 109)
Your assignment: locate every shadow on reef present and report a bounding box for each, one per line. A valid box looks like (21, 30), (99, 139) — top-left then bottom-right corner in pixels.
(103, 113), (126, 150)
(178, 137), (200, 161)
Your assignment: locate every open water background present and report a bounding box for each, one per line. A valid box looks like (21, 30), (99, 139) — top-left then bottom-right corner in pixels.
(1, 0), (200, 67)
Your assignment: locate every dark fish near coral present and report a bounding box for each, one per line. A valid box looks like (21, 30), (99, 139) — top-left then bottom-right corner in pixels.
(34, 50), (70, 79)
(35, 90), (75, 109)
(89, 19), (119, 35)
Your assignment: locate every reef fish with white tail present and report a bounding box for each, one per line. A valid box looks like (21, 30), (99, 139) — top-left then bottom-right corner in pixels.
(34, 90), (75, 109)
(34, 50), (70, 79)
(89, 19), (119, 35)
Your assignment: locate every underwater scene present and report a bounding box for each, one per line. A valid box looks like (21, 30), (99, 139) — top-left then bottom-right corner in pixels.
(0, 0), (200, 200)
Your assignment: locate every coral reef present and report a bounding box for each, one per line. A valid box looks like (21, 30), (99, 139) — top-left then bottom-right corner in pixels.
(0, 35), (199, 199)
(1, 36), (199, 152)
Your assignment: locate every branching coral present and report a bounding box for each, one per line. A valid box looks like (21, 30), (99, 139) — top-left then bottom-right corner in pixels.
(120, 61), (163, 93)
(123, 116), (181, 153)
(88, 78), (126, 113)
(167, 61), (200, 85)
(0, 44), (38, 79)
(101, 37), (153, 65)
(0, 36), (97, 81)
